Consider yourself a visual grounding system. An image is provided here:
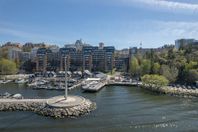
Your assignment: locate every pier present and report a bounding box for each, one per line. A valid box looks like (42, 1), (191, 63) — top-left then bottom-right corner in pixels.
(81, 80), (141, 92)
(82, 81), (107, 92)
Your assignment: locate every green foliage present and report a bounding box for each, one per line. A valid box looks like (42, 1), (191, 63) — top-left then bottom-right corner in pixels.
(153, 62), (160, 74)
(185, 69), (198, 84)
(167, 49), (175, 59)
(140, 59), (151, 75)
(0, 47), (8, 59)
(160, 65), (178, 83)
(130, 56), (140, 77)
(182, 61), (198, 84)
(185, 61), (198, 71)
(141, 74), (169, 88)
(0, 58), (18, 75)
(161, 48), (197, 83)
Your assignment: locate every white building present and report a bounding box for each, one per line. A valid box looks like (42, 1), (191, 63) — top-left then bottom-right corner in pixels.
(8, 47), (22, 61)
(175, 39), (198, 49)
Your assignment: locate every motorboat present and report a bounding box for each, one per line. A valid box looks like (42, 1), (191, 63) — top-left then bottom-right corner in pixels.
(15, 79), (28, 84)
(0, 80), (12, 84)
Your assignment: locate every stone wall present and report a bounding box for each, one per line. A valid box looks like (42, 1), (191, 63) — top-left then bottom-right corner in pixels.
(0, 99), (96, 118)
(39, 99), (96, 118)
(141, 85), (198, 98)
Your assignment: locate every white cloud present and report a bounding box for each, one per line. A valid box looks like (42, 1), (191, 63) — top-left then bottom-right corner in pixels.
(116, 20), (198, 48)
(120, 0), (198, 13)
(154, 21), (198, 38)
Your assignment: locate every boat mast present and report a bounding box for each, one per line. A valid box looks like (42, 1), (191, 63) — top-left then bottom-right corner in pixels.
(65, 56), (68, 100)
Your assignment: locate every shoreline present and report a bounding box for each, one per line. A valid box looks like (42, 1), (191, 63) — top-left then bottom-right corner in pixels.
(104, 81), (198, 98)
(1, 80), (198, 98)
(140, 84), (198, 98)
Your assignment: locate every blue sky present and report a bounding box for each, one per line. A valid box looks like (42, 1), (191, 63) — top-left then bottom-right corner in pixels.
(0, 0), (198, 49)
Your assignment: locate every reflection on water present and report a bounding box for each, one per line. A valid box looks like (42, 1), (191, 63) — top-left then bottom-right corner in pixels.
(0, 83), (198, 132)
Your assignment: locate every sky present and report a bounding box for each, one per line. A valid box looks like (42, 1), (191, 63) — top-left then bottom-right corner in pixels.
(0, 0), (198, 49)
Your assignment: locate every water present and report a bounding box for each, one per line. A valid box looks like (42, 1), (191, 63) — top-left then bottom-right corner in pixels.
(0, 83), (198, 132)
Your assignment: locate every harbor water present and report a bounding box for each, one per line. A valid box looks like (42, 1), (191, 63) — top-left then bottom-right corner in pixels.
(0, 83), (198, 132)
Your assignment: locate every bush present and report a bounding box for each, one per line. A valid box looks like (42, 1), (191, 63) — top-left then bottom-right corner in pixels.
(0, 58), (18, 75)
(141, 74), (169, 88)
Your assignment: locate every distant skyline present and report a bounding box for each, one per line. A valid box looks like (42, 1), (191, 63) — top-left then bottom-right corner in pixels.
(0, 0), (198, 49)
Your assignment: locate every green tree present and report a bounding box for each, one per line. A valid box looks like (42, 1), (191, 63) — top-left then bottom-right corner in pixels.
(130, 57), (140, 78)
(185, 69), (198, 84)
(160, 65), (178, 83)
(0, 58), (18, 75)
(153, 62), (161, 74)
(183, 61), (198, 84)
(140, 59), (151, 75)
(141, 74), (169, 88)
(0, 47), (8, 59)
(185, 61), (198, 71)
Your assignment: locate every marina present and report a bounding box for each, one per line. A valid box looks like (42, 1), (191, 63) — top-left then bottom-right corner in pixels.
(1, 84), (198, 131)
(0, 0), (198, 131)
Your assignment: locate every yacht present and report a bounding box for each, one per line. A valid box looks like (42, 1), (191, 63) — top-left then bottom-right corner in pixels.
(0, 80), (12, 84)
(15, 79), (28, 84)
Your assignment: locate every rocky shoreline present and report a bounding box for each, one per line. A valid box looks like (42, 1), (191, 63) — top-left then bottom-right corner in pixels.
(141, 84), (198, 98)
(0, 98), (96, 118)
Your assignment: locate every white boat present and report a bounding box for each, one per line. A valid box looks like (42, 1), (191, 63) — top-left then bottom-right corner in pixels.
(28, 80), (49, 87)
(15, 79), (28, 84)
(0, 80), (12, 84)
(28, 82), (38, 87)
(82, 84), (90, 89)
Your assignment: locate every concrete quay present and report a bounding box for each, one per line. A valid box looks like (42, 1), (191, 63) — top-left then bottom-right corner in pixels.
(0, 96), (96, 118)
(82, 81), (141, 92)
(82, 82), (107, 92)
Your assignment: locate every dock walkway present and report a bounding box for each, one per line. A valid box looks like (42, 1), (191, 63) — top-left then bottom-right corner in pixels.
(82, 81), (141, 92)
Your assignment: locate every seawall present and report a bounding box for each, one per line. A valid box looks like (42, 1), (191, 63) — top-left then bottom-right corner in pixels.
(141, 85), (198, 98)
(0, 97), (96, 118)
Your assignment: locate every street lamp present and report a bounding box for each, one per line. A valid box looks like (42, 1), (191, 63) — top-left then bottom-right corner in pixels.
(64, 56), (68, 100)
